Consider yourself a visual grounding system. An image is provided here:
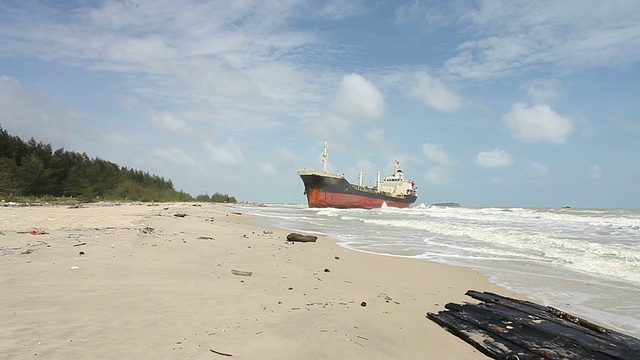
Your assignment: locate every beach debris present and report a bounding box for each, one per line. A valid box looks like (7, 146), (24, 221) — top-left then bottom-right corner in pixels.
(323, 268), (331, 273)
(427, 290), (640, 360)
(232, 212), (242, 215)
(334, 256), (340, 260)
(67, 204), (84, 209)
(360, 302), (367, 307)
(70, 266), (79, 269)
(231, 269), (253, 277)
(73, 242), (87, 247)
(263, 230), (273, 234)
(29, 230), (48, 235)
(210, 349), (233, 356)
(79, 251), (85, 255)
(197, 236), (214, 240)
(140, 227), (155, 234)
(378, 293), (394, 303)
(174, 213), (187, 218)
(21, 249), (33, 255)
(286, 233), (318, 242)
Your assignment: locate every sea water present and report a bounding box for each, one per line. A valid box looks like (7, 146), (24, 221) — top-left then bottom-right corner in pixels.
(234, 203), (640, 338)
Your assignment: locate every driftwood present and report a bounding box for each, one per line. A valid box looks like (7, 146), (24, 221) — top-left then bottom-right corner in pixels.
(231, 269), (253, 276)
(286, 233), (317, 242)
(427, 290), (640, 360)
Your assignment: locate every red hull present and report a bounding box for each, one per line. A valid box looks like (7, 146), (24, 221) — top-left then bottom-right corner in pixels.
(306, 187), (411, 209)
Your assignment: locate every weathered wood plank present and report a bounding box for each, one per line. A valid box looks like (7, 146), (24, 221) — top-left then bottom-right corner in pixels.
(427, 311), (540, 360)
(466, 290), (640, 355)
(428, 291), (640, 360)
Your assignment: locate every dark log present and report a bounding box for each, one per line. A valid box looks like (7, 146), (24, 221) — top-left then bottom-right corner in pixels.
(466, 291), (640, 353)
(427, 311), (538, 359)
(286, 233), (317, 242)
(428, 291), (640, 360)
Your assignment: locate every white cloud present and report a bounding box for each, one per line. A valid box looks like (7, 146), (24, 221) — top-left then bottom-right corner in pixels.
(526, 79), (563, 104)
(274, 147), (297, 166)
(444, 1), (640, 79)
(204, 138), (244, 165)
(527, 162), (550, 177)
(422, 143), (456, 166)
(257, 161), (276, 174)
(589, 164), (603, 179)
(331, 73), (385, 119)
(394, 1), (468, 31)
(0, 75), (125, 152)
(476, 149), (514, 168)
(150, 110), (189, 133)
(410, 71), (462, 112)
(363, 128), (394, 153)
(425, 166), (452, 185)
(151, 147), (197, 166)
(503, 102), (573, 144)
(312, 0), (367, 20)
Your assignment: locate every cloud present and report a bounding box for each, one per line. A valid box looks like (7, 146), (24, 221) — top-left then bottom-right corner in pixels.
(394, 1), (468, 31)
(331, 73), (385, 119)
(527, 162), (550, 177)
(503, 102), (573, 144)
(476, 149), (514, 168)
(409, 71), (462, 112)
(526, 79), (563, 104)
(422, 143), (456, 166)
(0, 0), (336, 134)
(151, 147), (197, 166)
(274, 147), (297, 166)
(204, 138), (244, 165)
(425, 166), (452, 185)
(443, 1), (640, 79)
(150, 110), (189, 133)
(312, 0), (368, 20)
(0, 75), (129, 152)
(363, 128), (395, 153)
(257, 161), (276, 174)
(588, 164), (603, 179)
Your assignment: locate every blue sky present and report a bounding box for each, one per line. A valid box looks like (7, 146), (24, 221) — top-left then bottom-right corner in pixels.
(0, 0), (638, 208)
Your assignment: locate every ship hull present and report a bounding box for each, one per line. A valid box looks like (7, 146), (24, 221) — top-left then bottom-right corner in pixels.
(300, 174), (416, 208)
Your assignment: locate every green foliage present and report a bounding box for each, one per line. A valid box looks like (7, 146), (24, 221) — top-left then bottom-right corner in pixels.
(0, 125), (238, 203)
(194, 192), (237, 203)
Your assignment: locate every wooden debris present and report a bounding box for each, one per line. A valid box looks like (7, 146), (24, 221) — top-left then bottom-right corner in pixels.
(210, 349), (233, 356)
(286, 233), (317, 242)
(174, 213), (187, 218)
(140, 227), (155, 234)
(231, 269), (253, 276)
(427, 290), (640, 360)
(73, 242), (87, 247)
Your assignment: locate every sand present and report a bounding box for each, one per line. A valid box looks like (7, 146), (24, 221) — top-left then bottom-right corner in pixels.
(0, 202), (518, 359)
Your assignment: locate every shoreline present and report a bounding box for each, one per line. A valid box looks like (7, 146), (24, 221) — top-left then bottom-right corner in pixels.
(1, 202), (519, 359)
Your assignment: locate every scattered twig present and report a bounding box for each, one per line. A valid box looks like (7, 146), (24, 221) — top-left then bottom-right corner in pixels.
(210, 349), (233, 356)
(73, 242), (87, 247)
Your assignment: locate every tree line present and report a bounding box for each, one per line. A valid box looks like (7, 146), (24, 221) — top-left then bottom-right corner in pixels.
(0, 126), (236, 203)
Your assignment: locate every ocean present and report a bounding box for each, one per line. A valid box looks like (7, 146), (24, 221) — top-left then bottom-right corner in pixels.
(233, 203), (640, 338)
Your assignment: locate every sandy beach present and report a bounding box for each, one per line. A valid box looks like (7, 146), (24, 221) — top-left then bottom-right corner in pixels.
(1, 203), (518, 359)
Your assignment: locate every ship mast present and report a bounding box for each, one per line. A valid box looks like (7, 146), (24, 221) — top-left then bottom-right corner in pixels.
(322, 139), (328, 173)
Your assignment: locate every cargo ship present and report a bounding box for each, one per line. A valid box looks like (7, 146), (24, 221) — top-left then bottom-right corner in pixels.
(297, 141), (418, 208)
